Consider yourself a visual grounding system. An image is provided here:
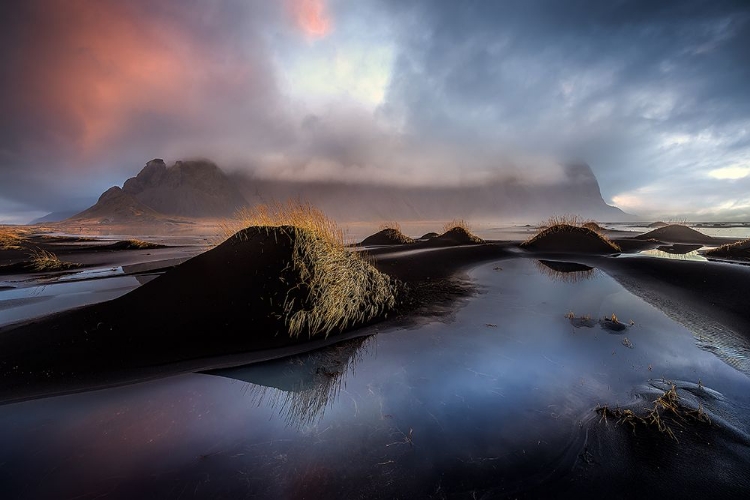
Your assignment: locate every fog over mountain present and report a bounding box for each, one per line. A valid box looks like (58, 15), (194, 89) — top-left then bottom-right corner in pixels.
(68, 159), (629, 224)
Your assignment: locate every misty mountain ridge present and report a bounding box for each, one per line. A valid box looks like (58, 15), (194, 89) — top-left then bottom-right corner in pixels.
(67, 159), (631, 224)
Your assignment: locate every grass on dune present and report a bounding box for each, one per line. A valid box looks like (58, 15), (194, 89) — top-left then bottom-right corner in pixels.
(704, 238), (750, 260)
(442, 218), (472, 234)
(0, 227), (28, 250)
(27, 248), (79, 272)
(224, 201), (398, 338)
(441, 219), (484, 243)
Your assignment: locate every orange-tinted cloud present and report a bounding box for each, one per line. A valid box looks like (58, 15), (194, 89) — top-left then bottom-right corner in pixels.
(289, 0), (332, 38)
(5, 1), (274, 165)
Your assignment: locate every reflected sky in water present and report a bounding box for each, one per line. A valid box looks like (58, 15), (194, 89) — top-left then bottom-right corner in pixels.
(0, 259), (748, 498)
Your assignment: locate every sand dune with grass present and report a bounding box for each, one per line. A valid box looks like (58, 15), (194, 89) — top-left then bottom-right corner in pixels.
(705, 238), (750, 261)
(635, 224), (715, 244)
(360, 222), (415, 246)
(521, 216), (621, 253)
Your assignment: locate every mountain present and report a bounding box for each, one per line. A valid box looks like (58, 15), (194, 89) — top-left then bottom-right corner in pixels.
(231, 162), (632, 222)
(121, 159), (247, 217)
(29, 210), (82, 224)
(70, 159), (632, 225)
(68, 187), (162, 223)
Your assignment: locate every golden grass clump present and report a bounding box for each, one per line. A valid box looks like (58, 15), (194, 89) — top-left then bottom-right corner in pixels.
(704, 238), (750, 260)
(0, 226), (27, 250)
(225, 201), (345, 246)
(124, 239), (157, 249)
(28, 248), (78, 272)
(442, 218), (472, 234)
(378, 221), (402, 233)
(226, 201), (397, 338)
(596, 383), (711, 443)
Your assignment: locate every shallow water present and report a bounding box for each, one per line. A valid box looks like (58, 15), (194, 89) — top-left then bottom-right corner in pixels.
(0, 259), (748, 497)
(0, 274), (140, 327)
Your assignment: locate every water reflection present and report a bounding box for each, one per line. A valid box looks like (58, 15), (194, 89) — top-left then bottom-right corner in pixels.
(208, 336), (373, 427)
(535, 259), (597, 283)
(637, 249), (707, 261)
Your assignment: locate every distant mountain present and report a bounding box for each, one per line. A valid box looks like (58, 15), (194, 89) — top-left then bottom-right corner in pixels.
(70, 159), (632, 225)
(231, 162), (632, 222)
(121, 159), (247, 217)
(68, 186), (162, 223)
(29, 210), (82, 224)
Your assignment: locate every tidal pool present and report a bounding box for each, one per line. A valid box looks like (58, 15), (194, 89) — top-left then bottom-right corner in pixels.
(0, 259), (748, 498)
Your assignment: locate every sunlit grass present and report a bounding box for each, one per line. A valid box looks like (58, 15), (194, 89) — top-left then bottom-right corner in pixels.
(0, 226), (28, 250)
(27, 248), (78, 272)
(441, 219), (484, 243)
(705, 238), (750, 260)
(224, 201), (398, 338)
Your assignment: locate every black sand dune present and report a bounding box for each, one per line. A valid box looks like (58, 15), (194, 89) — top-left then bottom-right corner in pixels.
(428, 227), (484, 245)
(419, 232), (439, 240)
(360, 228), (415, 245)
(521, 225), (620, 253)
(705, 238), (750, 261)
(635, 224), (715, 244)
(0, 226), (396, 401)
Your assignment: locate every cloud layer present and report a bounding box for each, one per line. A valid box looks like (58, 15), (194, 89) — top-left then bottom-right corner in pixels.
(1, 0), (749, 222)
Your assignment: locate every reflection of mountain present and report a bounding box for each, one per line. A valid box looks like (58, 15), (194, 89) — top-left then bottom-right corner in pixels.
(535, 259), (597, 283)
(209, 336), (373, 427)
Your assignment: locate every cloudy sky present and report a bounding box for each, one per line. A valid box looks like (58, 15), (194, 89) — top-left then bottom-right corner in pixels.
(1, 0), (749, 223)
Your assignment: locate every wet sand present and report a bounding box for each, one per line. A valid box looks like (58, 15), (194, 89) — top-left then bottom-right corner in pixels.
(1, 224), (750, 404)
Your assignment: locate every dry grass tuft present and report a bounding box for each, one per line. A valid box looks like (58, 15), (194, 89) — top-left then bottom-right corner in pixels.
(704, 238), (750, 260)
(224, 201), (398, 338)
(442, 218), (472, 234)
(123, 239), (159, 249)
(596, 383), (711, 443)
(0, 227), (28, 250)
(27, 248), (79, 272)
(377, 221), (402, 233)
(225, 201), (345, 246)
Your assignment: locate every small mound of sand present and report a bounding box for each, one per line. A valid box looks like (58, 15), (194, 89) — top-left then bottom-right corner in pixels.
(433, 227), (484, 245)
(582, 221), (604, 232)
(419, 232), (439, 240)
(635, 224), (714, 244)
(648, 221), (669, 228)
(360, 228), (415, 246)
(521, 225), (620, 253)
(103, 240), (165, 250)
(705, 238), (750, 261)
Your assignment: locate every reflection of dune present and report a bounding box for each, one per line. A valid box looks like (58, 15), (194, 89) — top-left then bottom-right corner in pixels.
(212, 336), (373, 427)
(535, 260), (597, 283)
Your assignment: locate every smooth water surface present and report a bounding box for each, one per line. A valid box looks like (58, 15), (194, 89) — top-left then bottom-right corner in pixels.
(0, 259), (748, 498)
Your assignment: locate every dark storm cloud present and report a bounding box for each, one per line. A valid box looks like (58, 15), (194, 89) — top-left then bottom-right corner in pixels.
(0, 0), (287, 213)
(1, 0), (749, 220)
(379, 0), (750, 202)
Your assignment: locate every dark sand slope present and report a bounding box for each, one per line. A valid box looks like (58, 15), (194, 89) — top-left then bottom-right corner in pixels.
(634, 224), (716, 244)
(360, 227), (415, 245)
(706, 238), (750, 261)
(521, 224), (620, 253)
(0, 226), (397, 403)
(586, 256), (750, 373)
